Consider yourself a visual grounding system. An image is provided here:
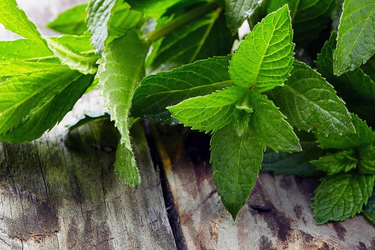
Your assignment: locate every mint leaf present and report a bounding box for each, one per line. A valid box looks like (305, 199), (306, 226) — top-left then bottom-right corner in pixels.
(262, 142), (324, 177)
(0, 0), (47, 47)
(114, 141), (140, 187)
(150, 11), (233, 71)
(331, 0), (344, 31)
(249, 91), (301, 152)
(267, 0), (299, 15)
(268, 60), (355, 135)
(358, 145), (375, 174)
(267, 0), (335, 46)
(316, 114), (374, 149)
(86, 0), (118, 53)
(46, 36), (99, 75)
(363, 191), (375, 224)
(0, 39), (53, 61)
(97, 29), (149, 186)
(168, 86), (245, 132)
(316, 32), (375, 118)
(268, 0), (335, 47)
(126, 0), (206, 18)
(310, 150), (358, 175)
(46, 4), (88, 35)
(312, 172), (375, 224)
(0, 35), (99, 75)
(132, 56), (232, 123)
(0, 69), (94, 143)
(211, 123), (263, 219)
(106, 4), (145, 45)
(0, 60), (64, 79)
(225, 0), (265, 35)
(334, 0), (375, 75)
(48, 2), (144, 41)
(292, 0), (335, 47)
(54, 35), (96, 54)
(361, 55), (375, 82)
(232, 108), (251, 137)
(229, 5), (294, 92)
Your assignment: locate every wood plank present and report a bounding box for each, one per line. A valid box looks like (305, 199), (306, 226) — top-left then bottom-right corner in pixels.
(0, 91), (176, 249)
(0, 2), (176, 249)
(153, 124), (375, 250)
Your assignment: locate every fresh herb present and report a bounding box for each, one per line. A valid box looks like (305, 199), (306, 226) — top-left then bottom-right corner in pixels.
(1, 0), (375, 224)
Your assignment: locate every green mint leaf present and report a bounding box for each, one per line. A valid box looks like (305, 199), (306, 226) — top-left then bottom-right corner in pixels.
(132, 56), (232, 123)
(0, 60), (64, 79)
(211, 123), (263, 219)
(66, 114), (111, 132)
(0, 39), (53, 61)
(232, 109), (251, 137)
(334, 0), (375, 75)
(316, 114), (374, 149)
(0, 69), (94, 143)
(97, 29), (149, 186)
(126, 0), (206, 18)
(249, 91), (301, 152)
(361, 55), (375, 82)
(0, 35), (98, 75)
(310, 150), (358, 175)
(268, 60), (355, 135)
(114, 141), (140, 187)
(363, 191), (375, 224)
(46, 4), (88, 35)
(150, 11), (233, 72)
(292, 0), (335, 47)
(46, 36), (99, 75)
(225, 0), (265, 35)
(267, 0), (335, 47)
(48, 2), (144, 41)
(267, 0), (299, 15)
(262, 142), (324, 177)
(86, 0), (118, 53)
(316, 32), (375, 118)
(52, 35), (96, 55)
(312, 172), (375, 224)
(168, 86), (245, 132)
(144, 15), (172, 69)
(331, 0), (344, 31)
(229, 5), (294, 92)
(233, 93), (254, 137)
(0, 0), (47, 47)
(358, 145), (375, 174)
(106, 4), (145, 45)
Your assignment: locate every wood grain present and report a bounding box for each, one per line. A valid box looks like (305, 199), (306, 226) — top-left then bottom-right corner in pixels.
(0, 91), (176, 250)
(0, 2), (176, 249)
(153, 124), (375, 250)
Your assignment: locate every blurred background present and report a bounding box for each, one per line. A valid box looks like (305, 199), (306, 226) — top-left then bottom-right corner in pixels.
(0, 0), (86, 40)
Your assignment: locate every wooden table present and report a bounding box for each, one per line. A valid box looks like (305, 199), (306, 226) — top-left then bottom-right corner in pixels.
(1, 1), (375, 249)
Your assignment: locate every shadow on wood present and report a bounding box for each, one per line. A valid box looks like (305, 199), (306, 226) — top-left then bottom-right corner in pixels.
(152, 124), (375, 250)
(0, 94), (176, 249)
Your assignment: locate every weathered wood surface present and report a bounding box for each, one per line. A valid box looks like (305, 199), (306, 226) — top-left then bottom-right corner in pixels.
(0, 1), (175, 249)
(3, 1), (375, 250)
(153, 125), (375, 250)
(0, 91), (176, 250)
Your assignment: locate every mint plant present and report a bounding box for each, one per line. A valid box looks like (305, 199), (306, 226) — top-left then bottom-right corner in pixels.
(1, 0), (375, 225)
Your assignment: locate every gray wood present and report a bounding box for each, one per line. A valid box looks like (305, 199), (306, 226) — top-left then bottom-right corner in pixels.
(153, 125), (375, 250)
(0, 91), (176, 250)
(0, 2), (176, 249)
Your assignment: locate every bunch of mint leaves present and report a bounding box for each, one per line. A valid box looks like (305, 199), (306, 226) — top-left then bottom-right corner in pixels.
(0, 0), (375, 225)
